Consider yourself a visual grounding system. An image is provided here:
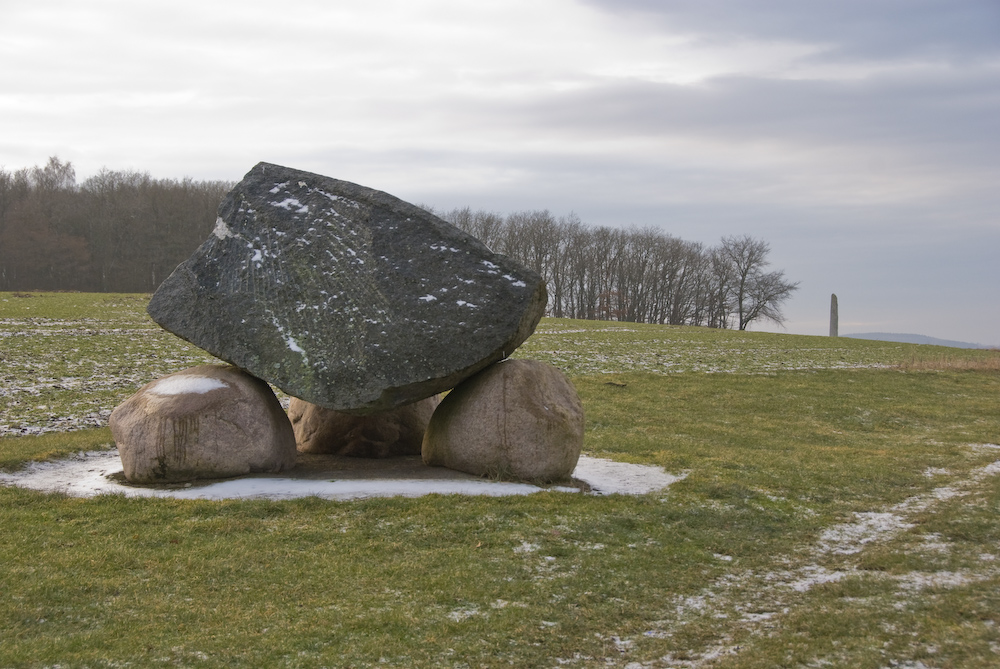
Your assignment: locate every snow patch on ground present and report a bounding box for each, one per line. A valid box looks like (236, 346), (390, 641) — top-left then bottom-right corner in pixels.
(818, 512), (915, 555)
(786, 565), (853, 592)
(447, 606), (480, 622)
(896, 570), (986, 591)
(0, 453), (681, 501)
(572, 457), (686, 495)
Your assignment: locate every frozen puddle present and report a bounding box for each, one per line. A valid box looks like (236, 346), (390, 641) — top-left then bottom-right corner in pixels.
(0, 451), (684, 501)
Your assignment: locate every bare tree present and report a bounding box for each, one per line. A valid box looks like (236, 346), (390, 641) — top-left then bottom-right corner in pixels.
(30, 156), (76, 192)
(440, 208), (799, 330)
(715, 235), (799, 330)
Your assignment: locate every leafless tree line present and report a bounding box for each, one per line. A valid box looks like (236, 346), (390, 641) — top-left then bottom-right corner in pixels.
(437, 207), (799, 330)
(1, 157), (798, 329)
(0, 157), (231, 293)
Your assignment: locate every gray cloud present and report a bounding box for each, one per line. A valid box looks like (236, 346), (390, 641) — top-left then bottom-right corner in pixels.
(580, 0), (1000, 62)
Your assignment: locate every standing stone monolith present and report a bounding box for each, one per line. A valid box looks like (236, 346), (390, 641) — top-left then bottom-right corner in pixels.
(830, 293), (839, 337)
(148, 162), (547, 414)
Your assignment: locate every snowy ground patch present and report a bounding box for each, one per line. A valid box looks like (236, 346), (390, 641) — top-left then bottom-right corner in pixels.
(0, 452), (682, 501)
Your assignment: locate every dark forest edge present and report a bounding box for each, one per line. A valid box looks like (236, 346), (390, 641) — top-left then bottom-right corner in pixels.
(1, 157), (797, 330)
(0, 157), (231, 294)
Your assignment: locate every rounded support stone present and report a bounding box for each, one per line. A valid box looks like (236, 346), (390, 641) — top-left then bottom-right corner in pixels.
(109, 364), (296, 483)
(422, 359), (584, 483)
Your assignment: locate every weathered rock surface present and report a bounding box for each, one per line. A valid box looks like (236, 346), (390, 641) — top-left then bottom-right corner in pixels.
(289, 395), (440, 458)
(421, 359), (583, 482)
(109, 364), (296, 483)
(148, 162), (547, 414)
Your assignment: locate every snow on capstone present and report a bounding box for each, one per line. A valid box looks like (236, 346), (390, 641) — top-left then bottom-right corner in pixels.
(503, 274), (527, 287)
(286, 336), (305, 354)
(271, 197), (309, 213)
(213, 217), (234, 240)
(150, 375), (229, 396)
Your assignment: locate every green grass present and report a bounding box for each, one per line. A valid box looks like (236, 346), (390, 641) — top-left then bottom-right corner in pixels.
(2, 292), (1000, 667)
(516, 317), (1000, 375)
(1, 292), (219, 435)
(0, 428), (113, 471)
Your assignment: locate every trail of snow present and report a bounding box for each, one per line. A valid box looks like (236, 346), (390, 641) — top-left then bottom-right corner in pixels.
(606, 451), (1000, 669)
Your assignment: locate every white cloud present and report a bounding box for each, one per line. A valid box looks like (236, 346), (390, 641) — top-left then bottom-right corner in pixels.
(1, 0), (998, 344)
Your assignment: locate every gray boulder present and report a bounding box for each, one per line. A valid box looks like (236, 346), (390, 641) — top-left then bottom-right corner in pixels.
(422, 359), (583, 482)
(289, 395), (440, 458)
(148, 162), (546, 414)
(109, 365), (296, 483)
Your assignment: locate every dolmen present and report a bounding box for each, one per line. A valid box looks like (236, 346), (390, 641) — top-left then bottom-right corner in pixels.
(110, 162), (583, 485)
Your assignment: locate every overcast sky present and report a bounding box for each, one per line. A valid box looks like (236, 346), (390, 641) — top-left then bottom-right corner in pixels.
(3, 0), (998, 345)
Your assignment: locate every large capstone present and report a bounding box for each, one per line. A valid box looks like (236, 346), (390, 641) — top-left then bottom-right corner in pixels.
(148, 162), (547, 413)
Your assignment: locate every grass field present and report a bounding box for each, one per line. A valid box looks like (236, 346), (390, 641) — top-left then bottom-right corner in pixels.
(1, 291), (999, 667)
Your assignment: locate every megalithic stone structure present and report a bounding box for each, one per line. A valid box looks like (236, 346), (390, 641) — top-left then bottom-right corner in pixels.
(147, 162), (547, 414)
(830, 293), (839, 337)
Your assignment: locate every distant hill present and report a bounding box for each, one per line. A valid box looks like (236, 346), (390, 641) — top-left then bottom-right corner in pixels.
(843, 332), (995, 349)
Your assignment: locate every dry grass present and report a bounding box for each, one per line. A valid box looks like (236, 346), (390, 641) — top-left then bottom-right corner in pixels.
(894, 349), (1000, 371)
